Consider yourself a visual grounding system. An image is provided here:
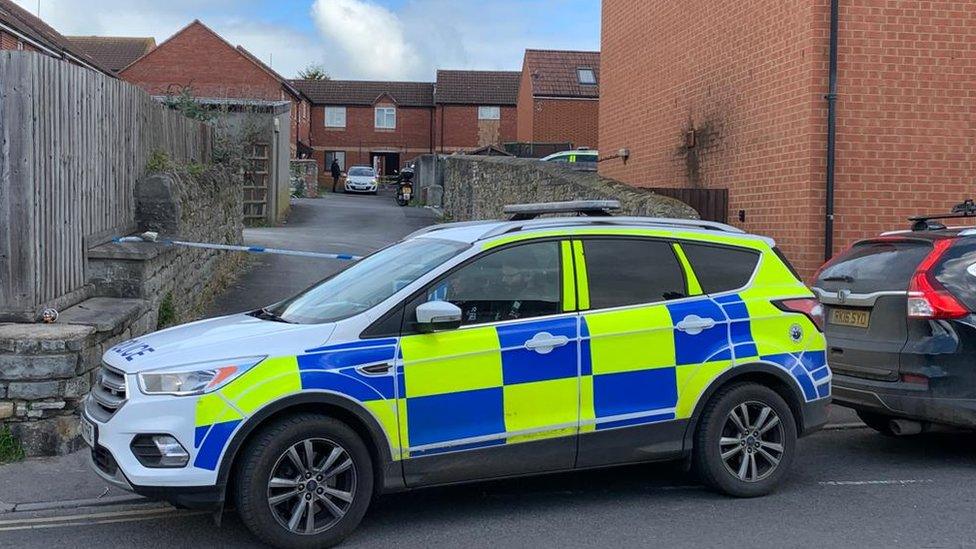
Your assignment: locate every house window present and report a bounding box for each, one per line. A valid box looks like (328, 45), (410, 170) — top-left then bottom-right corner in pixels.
(325, 106), (346, 128)
(478, 106), (501, 120)
(325, 151), (346, 171)
(375, 107), (396, 129)
(577, 68), (597, 85)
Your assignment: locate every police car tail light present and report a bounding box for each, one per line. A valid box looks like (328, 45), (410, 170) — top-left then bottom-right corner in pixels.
(773, 298), (824, 332)
(907, 239), (967, 320)
(138, 356), (265, 396)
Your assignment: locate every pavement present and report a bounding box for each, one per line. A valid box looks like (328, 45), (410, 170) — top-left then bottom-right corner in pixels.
(4, 191), (937, 548)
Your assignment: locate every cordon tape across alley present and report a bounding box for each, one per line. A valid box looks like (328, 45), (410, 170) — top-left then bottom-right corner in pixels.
(113, 232), (363, 261)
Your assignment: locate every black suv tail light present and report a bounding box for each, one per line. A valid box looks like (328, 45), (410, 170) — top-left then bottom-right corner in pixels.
(773, 298), (824, 332)
(907, 239), (969, 320)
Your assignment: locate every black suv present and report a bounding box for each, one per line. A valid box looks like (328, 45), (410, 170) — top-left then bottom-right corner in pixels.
(813, 214), (976, 435)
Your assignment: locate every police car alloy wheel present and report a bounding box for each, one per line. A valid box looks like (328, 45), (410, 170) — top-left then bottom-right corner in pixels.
(235, 414), (373, 548)
(693, 383), (797, 498)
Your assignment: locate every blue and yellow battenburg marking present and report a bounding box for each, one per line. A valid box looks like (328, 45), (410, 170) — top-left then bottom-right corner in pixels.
(192, 339), (401, 470)
(190, 231), (829, 469)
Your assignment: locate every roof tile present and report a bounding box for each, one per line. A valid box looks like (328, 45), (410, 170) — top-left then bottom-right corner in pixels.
(291, 79), (435, 107)
(435, 70), (520, 105)
(64, 36), (155, 73)
(523, 49), (600, 98)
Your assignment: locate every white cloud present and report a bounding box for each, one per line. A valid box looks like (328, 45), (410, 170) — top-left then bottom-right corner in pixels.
(311, 0), (422, 80)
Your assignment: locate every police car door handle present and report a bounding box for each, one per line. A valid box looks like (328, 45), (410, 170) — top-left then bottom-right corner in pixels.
(359, 362), (393, 375)
(676, 315), (715, 335)
(524, 332), (569, 354)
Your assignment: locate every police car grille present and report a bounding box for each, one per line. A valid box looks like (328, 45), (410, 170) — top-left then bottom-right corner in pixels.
(89, 363), (127, 421)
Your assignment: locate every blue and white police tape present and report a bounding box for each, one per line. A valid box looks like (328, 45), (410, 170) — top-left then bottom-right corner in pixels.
(113, 232), (362, 261)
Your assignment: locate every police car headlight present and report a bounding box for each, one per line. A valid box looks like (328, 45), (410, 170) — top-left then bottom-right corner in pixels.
(137, 356), (266, 396)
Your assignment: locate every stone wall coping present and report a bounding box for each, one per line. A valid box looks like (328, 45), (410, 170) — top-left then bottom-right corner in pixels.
(87, 240), (177, 261)
(57, 297), (149, 333)
(0, 323), (95, 342)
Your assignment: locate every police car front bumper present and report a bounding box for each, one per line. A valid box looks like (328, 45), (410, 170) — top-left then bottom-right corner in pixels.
(82, 391), (226, 510)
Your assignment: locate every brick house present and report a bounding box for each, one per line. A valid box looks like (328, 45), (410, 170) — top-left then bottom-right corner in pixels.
(517, 49), (600, 149)
(292, 79), (436, 176)
(434, 70), (519, 153)
(65, 35), (155, 74)
(599, 0), (976, 278)
(0, 0), (112, 75)
(119, 20), (311, 156)
(294, 70), (519, 177)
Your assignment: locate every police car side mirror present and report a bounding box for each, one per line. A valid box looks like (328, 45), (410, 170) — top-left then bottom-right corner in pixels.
(416, 301), (462, 332)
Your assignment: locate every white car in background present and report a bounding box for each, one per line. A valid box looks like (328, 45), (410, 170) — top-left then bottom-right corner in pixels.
(344, 166), (378, 194)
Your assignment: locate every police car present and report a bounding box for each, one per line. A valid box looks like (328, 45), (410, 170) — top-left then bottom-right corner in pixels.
(83, 201), (830, 548)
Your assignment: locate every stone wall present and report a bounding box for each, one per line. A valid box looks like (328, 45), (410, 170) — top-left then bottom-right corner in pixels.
(438, 155), (699, 221)
(0, 166), (244, 456)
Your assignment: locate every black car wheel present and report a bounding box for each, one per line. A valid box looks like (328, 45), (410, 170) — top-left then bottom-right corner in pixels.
(235, 414), (373, 548)
(694, 382), (797, 497)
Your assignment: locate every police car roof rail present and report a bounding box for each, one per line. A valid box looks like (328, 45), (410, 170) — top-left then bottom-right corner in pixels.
(403, 219), (501, 240)
(478, 216), (746, 240)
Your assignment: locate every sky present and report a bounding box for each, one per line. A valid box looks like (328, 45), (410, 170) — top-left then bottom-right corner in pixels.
(14, 0), (601, 80)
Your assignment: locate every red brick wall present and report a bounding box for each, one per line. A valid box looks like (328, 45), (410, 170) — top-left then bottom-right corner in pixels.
(1, 30), (39, 52)
(120, 22), (282, 100)
(601, 0), (976, 279)
(435, 105), (517, 151)
(532, 98), (599, 149)
(830, 1), (976, 260)
(600, 0), (828, 278)
(310, 104), (433, 171)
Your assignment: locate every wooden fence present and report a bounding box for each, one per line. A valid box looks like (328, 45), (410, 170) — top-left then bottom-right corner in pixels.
(649, 187), (730, 223)
(0, 52), (212, 321)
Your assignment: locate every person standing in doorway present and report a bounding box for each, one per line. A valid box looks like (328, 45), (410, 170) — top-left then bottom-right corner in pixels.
(330, 158), (342, 193)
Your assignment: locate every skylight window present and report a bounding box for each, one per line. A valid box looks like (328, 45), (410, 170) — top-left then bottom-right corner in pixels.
(577, 68), (597, 85)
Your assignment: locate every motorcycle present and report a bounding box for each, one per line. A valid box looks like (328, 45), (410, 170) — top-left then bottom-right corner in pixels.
(395, 167), (414, 207)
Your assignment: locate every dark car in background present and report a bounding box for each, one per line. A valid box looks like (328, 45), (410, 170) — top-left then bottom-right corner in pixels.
(813, 223), (976, 435)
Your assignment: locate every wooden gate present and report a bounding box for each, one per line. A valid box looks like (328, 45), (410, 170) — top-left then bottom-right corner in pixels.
(650, 187), (729, 223)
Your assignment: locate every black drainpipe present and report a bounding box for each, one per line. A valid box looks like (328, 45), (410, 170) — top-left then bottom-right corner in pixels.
(824, 0), (840, 260)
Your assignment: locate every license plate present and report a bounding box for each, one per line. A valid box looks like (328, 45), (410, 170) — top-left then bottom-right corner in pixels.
(80, 416), (96, 448)
(829, 307), (870, 328)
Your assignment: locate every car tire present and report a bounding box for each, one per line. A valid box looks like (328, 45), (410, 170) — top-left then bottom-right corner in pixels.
(235, 414), (374, 549)
(855, 410), (898, 436)
(694, 382), (797, 498)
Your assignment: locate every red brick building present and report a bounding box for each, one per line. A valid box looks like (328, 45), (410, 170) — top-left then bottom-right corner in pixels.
(434, 70), (519, 153)
(119, 20), (311, 155)
(600, 0), (976, 278)
(0, 0), (112, 75)
(517, 49), (600, 149)
(293, 70), (520, 176)
(293, 79), (436, 175)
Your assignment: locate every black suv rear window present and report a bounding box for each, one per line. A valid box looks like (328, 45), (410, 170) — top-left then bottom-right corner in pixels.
(816, 240), (931, 293)
(681, 243), (760, 294)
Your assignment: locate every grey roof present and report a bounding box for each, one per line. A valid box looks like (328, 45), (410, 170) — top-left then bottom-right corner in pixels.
(64, 35), (155, 73)
(291, 79), (435, 107)
(435, 70), (520, 105)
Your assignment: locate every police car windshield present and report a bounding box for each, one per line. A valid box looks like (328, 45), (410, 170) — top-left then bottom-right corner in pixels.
(267, 238), (468, 324)
(348, 167), (374, 177)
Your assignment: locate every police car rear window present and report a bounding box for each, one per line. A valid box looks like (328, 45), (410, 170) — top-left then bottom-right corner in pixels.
(582, 239), (686, 308)
(681, 243), (760, 294)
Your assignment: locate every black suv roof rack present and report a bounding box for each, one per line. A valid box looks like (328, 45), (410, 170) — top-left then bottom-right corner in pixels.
(909, 199), (976, 231)
(503, 200), (621, 220)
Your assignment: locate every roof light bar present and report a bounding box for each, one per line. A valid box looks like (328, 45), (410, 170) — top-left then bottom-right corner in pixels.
(503, 200), (621, 220)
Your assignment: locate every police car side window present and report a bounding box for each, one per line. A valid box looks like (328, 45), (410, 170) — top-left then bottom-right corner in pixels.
(583, 238), (686, 309)
(680, 243), (760, 293)
(410, 241), (562, 327)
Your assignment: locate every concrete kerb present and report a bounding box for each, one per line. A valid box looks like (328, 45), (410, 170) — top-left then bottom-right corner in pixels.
(2, 494), (153, 514)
